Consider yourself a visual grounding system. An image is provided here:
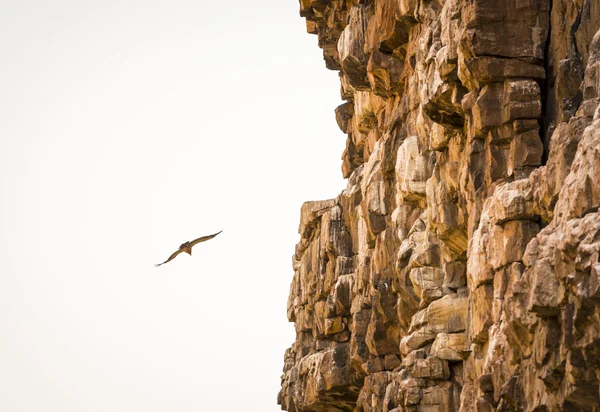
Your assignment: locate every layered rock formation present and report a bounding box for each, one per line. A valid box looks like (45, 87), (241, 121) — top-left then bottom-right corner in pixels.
(279, 0), (600, 410)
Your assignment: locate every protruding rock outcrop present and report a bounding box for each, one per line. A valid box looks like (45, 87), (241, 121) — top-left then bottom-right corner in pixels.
(280, 0), (600, 410)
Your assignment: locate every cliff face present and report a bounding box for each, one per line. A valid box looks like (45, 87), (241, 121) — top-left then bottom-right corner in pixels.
(279, 0), (600, 411)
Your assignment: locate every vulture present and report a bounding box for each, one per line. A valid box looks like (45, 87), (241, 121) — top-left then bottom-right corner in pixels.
(155, 230), (222, 267)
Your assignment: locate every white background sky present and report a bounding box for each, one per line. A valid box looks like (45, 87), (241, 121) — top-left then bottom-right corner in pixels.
(0, 1), (346, 410)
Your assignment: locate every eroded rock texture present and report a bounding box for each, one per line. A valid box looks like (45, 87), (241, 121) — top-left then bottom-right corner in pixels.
(279, 0), (600, 410)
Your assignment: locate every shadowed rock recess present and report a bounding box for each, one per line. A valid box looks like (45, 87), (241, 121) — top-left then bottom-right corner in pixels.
(279, 0), (600, 411)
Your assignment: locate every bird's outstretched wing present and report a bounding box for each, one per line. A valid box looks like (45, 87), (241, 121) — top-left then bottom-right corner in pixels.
(189, 230), (223, 247)
(155, 249), (185, 267)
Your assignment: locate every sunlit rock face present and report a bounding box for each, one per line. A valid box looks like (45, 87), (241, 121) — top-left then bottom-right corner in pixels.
(279, 0), (600, 410)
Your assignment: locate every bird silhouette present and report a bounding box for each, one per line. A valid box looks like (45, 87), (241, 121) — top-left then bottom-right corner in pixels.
(155, 230), (222, 267)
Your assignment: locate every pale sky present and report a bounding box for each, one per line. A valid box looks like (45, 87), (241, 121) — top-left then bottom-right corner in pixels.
(0, 1), (346, 410)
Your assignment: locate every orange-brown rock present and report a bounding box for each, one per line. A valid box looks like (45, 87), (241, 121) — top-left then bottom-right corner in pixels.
(279, 0), (600, 410)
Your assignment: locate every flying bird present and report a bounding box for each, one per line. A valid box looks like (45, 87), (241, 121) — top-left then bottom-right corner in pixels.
(155, 230), (222, 267)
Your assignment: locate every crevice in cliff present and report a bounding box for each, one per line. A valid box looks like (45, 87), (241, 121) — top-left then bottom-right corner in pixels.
(540, 0), (554, 166)
(566, 1), (586, 110)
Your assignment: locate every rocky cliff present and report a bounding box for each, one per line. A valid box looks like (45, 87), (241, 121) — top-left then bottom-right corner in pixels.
(278, 0), (600, 410)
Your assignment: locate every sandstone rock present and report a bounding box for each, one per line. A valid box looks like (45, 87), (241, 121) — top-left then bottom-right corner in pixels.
(427, 293), (468, 333)
(460, 0), (549, 60)
(367, 51), (403, 97)
(338, 5), (369, 90)
(356, 372), (395, 412)
(280, 344), (359, 411)
(431, 333), (468, 361)
(469, 284), (494, 344)
(502, 79), (542, 122)
(419, 382), (456, 411)
(395, 136), (431, 201)
(466, 56), (546, 83)
(409, 266), (444, 304)
(298, 199), (337, 239)
(281, 3), (600, 411)
(509, 129), (544, 175)
(400, 325), (437, 355)
(488, 180), (536, 223)
(443, 260), (467, 290)
(384, 354), (401, 370)
(325, 316), (345, 336)
(471, 83), (504, 132)
(412, 357), (450, 379)
(335, 102), (354, 134)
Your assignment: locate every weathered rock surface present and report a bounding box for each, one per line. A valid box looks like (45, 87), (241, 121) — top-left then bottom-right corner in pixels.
(280, 0), (600, 410)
